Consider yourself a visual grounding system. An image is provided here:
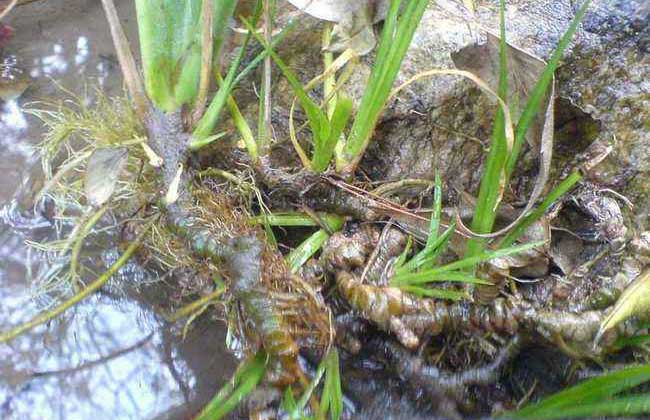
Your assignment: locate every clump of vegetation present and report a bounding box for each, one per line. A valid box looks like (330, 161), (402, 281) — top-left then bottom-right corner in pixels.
(1, 0), (649, 419)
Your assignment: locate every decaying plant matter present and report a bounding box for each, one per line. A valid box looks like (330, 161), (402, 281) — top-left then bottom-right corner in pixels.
(2, 0), (650, 419)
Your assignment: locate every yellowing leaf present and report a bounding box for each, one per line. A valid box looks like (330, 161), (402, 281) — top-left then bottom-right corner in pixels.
(597, 268), (650, 343)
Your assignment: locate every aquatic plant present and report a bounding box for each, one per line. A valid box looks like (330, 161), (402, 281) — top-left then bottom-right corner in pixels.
(2, 0), (649, 418)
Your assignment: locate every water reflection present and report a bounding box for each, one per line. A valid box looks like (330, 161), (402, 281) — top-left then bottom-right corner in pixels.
(1, 295), (185, 420)
(0, 1), (235, 419)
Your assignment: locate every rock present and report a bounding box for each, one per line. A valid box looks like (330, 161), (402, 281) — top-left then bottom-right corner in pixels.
(271, 0), (647, 220)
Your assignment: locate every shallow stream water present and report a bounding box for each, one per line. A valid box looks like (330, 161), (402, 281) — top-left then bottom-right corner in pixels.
(0, 2), (235, 419)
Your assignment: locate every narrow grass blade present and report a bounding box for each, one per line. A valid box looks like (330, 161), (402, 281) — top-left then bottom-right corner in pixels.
(249, 212), (342, 227)
(465, 0), (509, 259)
(394, 241), (543, 283)
(312, 95), (352, 172)
(282, 387), (299, 414)
(192, 5), (265, 143)
(339, 0), (429, 173)
(613, 333), (650, 351)
(394, 222), (454, 275)
(400, 285), (468, 300)
(505, 0), (591, 179)
(245, 17), (331, 154)
(287, 216), (344, 272)
(226, 92), (258, 160)
(194, 350), (268, 420)
(287, 230), (329, 273)
(499, 171), (582, 247)
(505, 364), (650, 419)
(319, 348), (343, 420)
(427, 172), (443, 245)
(187, 131), (228, 150)
(547, 396), (650, 419)
(393, 235), (413, 270)
(392, 271), (493, 287)
(288, 358), (327, 420)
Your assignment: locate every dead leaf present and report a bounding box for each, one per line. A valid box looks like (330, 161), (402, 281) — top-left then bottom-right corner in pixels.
(452, 33), (548, 150)
(286, 0), (389, 23)
(327, 8), (377, 55)
(596, 268), (650, 343)
(451, 34), (556, 239)
(84, 147), (128, 207)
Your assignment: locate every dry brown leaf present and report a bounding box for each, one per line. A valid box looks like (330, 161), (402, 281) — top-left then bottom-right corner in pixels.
(451, 33), (556, 239)
(452, 33), (548, 151)
(286, 0), (389, 23)
(84, 147), (128, 207)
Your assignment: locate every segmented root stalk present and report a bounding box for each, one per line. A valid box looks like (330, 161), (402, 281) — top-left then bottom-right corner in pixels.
(169, 213), (305, 376)
(337, 270), (520, 349)
(338, 268), (639, 357)
(368, 334), (522, 396)
(143, 110), (319, 380)
(361, 226), (407, 285)
(337, 271), (421, 348)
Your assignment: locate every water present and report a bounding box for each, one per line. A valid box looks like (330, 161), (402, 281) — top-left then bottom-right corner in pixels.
(0, 1), (235, 419)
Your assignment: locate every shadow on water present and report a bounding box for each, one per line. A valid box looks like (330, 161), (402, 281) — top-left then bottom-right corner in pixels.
(0, 1), (235, 419)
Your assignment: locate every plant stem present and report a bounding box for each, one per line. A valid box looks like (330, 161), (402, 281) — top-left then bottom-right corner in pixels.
(0, 215), (157, 344)
(69, 205), (109, 285)
(101, 0), (148, 120)
(259, 0), (274, 154)
(166, 285), (225, 322)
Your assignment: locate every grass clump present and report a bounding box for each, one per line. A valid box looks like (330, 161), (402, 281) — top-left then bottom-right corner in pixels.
(504, 365), (650, 419)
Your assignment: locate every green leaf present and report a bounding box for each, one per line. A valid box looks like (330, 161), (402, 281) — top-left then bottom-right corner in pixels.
(194, 350), (268, 420)
(427, 171), (443, 246)
(499, 171), (582, 247)
(400, 285), (468, 300)
(135, 0), (236, 111)
(393, 235), (413, 270)
(394, 222), (454, 275)
(289, 357), (327, 420)
(312, 95), (352, 172)
(192, 6), (261, 142)
(282, 387), (299, 414)
(613, 333), (650, 351)
(505, 364), (650, 419)
(339, 0), (429, 172)
(464, 0), (509, 260)
(249, 212), (343, 227)
(288, 230), (331, 273)
(193, 5), (294, 146)
(394, 241), (543, 283)
(392, 270), (493, 287)
(320, 348), (343, 420)
(246, 18), (331, 158)
(396, 174), (451, 274)
(286, 215), (345, 272)
(187, 131), (228, 150)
